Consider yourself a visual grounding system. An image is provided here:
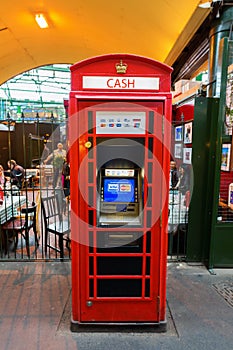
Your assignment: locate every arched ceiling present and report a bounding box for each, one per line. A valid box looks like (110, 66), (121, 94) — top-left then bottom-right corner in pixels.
(0, 1), (210, 85)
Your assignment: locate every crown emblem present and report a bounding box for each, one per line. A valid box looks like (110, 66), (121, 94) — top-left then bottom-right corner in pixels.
(115, 60), (127, 74)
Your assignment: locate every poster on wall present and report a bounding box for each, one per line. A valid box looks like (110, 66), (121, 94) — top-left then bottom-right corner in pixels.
(184, 122), (192, 144)
(175, 125), (183, 141)
(174, 143), (182, 159)
(183, 148), (192, 164)
(221, 144), (231, 171)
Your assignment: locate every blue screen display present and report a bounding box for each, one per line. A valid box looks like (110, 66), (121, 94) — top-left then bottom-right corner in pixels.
(103, 178), (135, 203)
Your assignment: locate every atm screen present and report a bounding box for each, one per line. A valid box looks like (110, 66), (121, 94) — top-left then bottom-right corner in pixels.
(103, 178), (135, 203)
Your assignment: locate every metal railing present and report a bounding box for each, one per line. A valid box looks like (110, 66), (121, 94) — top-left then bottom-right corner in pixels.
(0, 116), (70, 261)
(0, 117), (189, 262)
(0, 183), (71, 261)
(168, 189), (189, 261)
(0, 186), (189, 262)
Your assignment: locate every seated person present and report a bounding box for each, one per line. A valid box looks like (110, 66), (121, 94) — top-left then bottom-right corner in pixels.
(7, 159), (25, 189)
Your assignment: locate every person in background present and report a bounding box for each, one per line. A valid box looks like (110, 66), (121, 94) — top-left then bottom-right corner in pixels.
(41, 140), (50, 163)
(44, 142), (67, 187)
(62, 158), (70, 198)
(170, 160), (179, 190)
(7, 159), (25, 189)
(0, 164), (7, 187)
(178, 165), (189, 195)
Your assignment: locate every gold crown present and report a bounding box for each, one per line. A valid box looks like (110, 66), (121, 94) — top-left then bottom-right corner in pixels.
(115, 60), (127, 74)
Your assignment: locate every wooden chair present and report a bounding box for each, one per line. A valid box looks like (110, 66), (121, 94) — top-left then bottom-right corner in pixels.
(2, 203), (38, 257)
(41, 193), (70, 259)
(41, 165), (53, 187)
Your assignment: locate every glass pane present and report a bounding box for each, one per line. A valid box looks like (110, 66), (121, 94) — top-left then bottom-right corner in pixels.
(97, 256), (143, 275)
(218, 169), (233, 222)
(97, 279), (142, 297)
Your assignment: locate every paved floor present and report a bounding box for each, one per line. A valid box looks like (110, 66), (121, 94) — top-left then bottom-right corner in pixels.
(0, 261), (232, 350)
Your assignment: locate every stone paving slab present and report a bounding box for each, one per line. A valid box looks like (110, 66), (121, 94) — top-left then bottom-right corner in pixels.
(0, 261), (233, 350)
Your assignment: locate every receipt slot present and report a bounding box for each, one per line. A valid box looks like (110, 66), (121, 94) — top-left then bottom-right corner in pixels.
(69, 54), (172, 330)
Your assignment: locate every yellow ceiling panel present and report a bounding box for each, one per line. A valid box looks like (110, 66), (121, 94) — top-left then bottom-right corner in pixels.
(0, 0), (209, 84)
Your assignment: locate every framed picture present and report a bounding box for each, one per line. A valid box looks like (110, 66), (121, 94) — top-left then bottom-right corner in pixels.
(221, 144), (231, 171)
(175, 125), (183, 141)
(174, 143), (182, 159)
(183, 148), (192, 164)
(184, 122), (192, 144)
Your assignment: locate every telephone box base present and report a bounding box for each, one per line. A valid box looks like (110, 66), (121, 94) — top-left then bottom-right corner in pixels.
(70, 319), (167, 333)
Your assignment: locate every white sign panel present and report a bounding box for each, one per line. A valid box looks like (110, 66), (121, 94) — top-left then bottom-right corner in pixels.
(83, 76), (159, 90)
(96, 111), (146, 134)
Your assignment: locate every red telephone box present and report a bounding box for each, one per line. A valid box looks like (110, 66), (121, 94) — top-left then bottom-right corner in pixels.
(69, 54), (172, 330)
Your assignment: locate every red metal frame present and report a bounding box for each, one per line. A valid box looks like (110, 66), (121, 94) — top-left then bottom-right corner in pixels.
(69, 54), (172, 326)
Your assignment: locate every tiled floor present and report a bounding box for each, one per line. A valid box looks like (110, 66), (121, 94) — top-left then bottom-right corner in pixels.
(0, 262), (73, 350)
(1, 262), (233, 350)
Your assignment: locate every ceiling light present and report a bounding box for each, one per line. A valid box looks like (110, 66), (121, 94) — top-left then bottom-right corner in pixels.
(35, 13), (49, 29)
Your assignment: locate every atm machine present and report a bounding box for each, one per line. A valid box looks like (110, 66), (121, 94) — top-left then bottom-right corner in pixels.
(97, 139), (143, 227)
(99, 166), (141, 225)
(69, 54), (172, 329)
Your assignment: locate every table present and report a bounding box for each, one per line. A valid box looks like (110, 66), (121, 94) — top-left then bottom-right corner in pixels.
(168, 190), (189, 255)
(168, 190), (188, 225)
(25, 169), (40, 188)
(40, 165), (53, 187)
(0, 196), (27, 224)
(0, 196), (27, 255)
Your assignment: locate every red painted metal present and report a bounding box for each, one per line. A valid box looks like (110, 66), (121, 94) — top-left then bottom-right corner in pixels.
(69, 54), (172, 326)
